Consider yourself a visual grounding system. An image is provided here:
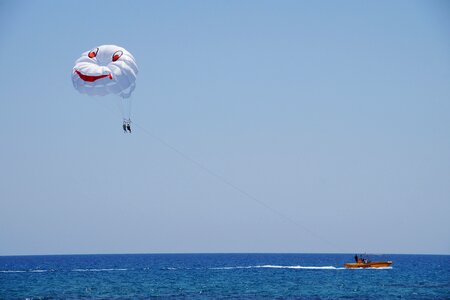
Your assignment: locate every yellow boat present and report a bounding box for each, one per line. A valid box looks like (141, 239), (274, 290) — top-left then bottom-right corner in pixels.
(344, 261), (392, 269)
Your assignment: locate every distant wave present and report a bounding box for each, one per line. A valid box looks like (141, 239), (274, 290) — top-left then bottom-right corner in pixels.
(0, 270), (27, 273)
(72, 268), (128, 272)
(0, 269), (53, 273)
(160, 267), (177, 270)
(1, 268), (128, 273)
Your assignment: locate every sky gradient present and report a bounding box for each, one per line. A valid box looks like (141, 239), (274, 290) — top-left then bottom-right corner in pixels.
(0, 0), (449, 255)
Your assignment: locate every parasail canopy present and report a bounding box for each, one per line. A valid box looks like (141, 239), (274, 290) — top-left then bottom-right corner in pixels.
(72, 45), (138, 99)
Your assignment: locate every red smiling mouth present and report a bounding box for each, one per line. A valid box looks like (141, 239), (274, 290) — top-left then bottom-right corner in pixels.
(75, 70), (113, 82)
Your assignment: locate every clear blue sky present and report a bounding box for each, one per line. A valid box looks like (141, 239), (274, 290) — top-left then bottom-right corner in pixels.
(1, 0), (449, 255)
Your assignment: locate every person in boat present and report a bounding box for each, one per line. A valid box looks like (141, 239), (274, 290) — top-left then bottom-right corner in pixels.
(354, 254), (358, 263)
(358, 254), (368, 264)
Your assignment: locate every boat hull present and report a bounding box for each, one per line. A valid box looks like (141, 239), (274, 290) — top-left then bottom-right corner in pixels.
(344, 261), (392, 269)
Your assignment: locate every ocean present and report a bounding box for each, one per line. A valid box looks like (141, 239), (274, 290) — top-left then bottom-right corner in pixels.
(1, 253), (449, 299)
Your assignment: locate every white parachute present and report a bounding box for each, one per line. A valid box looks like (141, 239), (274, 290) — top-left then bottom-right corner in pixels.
(72, 44), (138, 132)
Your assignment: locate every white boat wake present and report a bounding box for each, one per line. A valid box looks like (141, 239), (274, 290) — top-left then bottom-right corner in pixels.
(209, 265), (345, 270)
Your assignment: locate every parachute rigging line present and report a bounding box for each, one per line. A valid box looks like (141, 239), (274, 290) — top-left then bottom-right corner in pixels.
(89, 99), (340, 250)
(132, 121), (340, 250)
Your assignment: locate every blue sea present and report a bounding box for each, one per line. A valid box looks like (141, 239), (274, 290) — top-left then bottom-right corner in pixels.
(1, 253), (449, 299)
